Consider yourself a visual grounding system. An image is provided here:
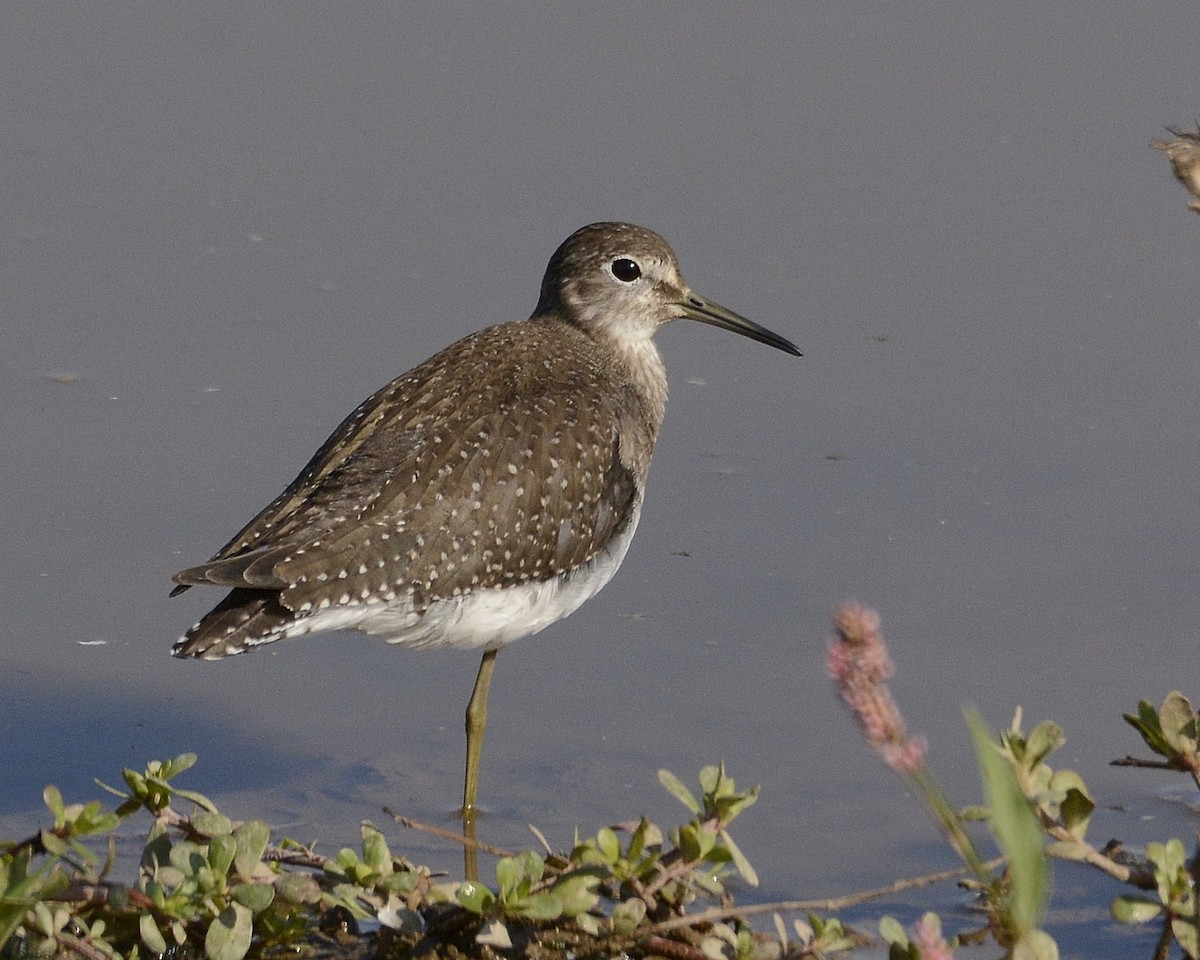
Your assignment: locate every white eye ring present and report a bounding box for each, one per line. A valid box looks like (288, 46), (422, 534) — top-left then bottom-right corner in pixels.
(610, 258), (642, 283)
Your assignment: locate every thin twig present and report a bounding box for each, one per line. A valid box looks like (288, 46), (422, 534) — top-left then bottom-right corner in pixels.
(55, 930), (109, 960)
(52, 881), (159, 912)
(382, 808), (515, 858)
(1151, 914), (1174, 960)
(1039, 819), (1156, 889)
(638, 856), (1005, 936)
(262, 846), (329, 870)
(1111, 756), (1178, 771)
(1113, 755), (1200, 792)
(640, 934), (710, 960)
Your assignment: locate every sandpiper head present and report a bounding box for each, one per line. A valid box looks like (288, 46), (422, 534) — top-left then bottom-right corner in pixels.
(533, 222), (801, 357)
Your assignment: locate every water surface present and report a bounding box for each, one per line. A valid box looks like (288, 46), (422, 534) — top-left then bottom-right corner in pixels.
(3, 6), (1198, 956)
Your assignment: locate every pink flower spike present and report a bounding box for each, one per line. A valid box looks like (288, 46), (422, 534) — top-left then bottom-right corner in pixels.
(912, 912), (954, 960)
(828, 604), (927, 777)
(882, 736), (928, 777)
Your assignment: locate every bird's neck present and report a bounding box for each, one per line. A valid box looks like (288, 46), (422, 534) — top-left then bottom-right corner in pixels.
(531, 309), (669, 433)
(612, 334), (668, 434)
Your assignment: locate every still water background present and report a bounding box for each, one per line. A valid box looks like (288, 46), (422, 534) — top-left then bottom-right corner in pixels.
(3, 5), (1199, 956)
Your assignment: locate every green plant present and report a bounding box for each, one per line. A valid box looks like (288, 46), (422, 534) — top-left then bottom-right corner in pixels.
(7, 614), (1200, 959)
(1123, 691), (1200, 789)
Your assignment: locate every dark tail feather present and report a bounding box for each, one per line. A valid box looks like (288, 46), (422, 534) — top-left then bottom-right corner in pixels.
(172, 589), (291, 659)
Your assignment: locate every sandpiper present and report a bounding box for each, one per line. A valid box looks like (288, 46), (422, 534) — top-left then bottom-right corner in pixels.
(171, 221), (800, 817)
(1152, 125), (1200, 213)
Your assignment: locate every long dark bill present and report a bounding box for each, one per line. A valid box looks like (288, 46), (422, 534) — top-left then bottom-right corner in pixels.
(680, 294), (802, 357)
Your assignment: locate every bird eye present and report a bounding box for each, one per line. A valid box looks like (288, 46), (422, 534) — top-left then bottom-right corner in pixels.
(610, 258), (642, 283)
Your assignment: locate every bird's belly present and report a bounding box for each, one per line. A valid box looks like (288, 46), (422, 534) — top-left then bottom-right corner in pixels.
(355, 505), (640, 651)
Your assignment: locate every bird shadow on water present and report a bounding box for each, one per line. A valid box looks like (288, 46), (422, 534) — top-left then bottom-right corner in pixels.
(0, 672), (324, 826)
(0, 654), (481, 877)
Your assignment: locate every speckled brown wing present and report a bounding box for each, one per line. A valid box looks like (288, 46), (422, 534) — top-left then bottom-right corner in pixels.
(170, 370), (431, 595)
(273, 389), (640, 618)
(173, 319), (651, 625)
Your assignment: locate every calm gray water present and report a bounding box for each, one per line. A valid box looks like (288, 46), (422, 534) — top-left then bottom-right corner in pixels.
(3, 5), (1199, 956)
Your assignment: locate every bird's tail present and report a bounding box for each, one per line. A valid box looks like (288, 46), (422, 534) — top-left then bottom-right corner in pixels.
(172, 588), (291, 659)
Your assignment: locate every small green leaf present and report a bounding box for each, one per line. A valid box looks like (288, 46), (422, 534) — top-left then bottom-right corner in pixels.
(658, 769), (701, 814)
(720, 830), (758, 887)
(773, 912), (790, 947)
(139, 915), (167, 954)
(612, 898), (647, 934)
(878, 914), (908, 947)
(1124, 701), (1171, 757)
(93, 778), (130, 800)
(1023, 721), (1065, 769)
(172, 786), (218, 812)
(122, 769), (148, 797)
(634, 817), (663, 850)
(232, 821), (270, 880)
(711, 784), (760, 826)
(166, 753), (199, 778)
(1047, 768), (1087, 794)
(812, 915), (855, 953)
(1171, 915), (1200, 958)
(192, 811), (233, 838)
(596, 827), (620, 862)
(698, 764), (722, 795)
(552, 873), (600, 916)
(1148, 838), (1187, 877)
(495, 850), (542, 902)
(378, 871), (419, 895)
(76, 807), (121, 837)
(274, 872), (323, 904)
(231, 882), (275, 913)
(576, 912), (601, 937)
(495, 852), (540, 902)
(1159, 692), (1197, 755)
(426, 881), (458, 905)
(0, 897), (27, 948)
(509, 891), (562, 920)
(170, 839), (210, 878)
(1059, 787), (1094, 841)
(1111, 895), (1162, 924)
(42, 786), (66, 828)
(204, 902), (253, 960)
(361, 823), (392, 875)
(32, 902), (54, 937)
(38, 829), (67, 857)
(208, 834), (237, 878)
(458, 880), (495, 914)
(693, 824), (718, 860)
(677, 823), (702, 861)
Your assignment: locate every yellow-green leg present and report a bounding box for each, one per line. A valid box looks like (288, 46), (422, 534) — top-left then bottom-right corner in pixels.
(463, 648), (497, 881)
(463, 648), (497, 814)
